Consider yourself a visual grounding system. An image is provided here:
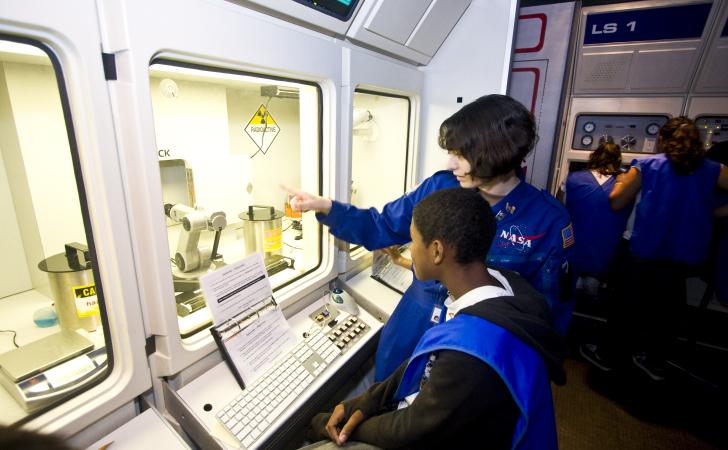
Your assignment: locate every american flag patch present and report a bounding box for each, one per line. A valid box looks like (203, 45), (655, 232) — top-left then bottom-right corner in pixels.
(562, 224), (574, 248)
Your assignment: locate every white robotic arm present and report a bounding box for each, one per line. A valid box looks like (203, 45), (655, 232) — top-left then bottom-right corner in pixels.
(165, 203), (227, 272)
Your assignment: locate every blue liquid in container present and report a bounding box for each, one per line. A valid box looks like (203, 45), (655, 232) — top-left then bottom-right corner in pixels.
(33, 306), (58, 328)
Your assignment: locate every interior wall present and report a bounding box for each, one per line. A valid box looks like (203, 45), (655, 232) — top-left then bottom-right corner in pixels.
(226, 91), (302, 212)
(418, 0), (517, 181)
(0, 60), (84, 297)
(150, 76), (302, 228)
(0, 64), (32, 298)
(350, 93), (409, 210)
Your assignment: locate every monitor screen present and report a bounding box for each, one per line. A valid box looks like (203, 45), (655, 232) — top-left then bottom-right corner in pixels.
(292, 0), (359, 21)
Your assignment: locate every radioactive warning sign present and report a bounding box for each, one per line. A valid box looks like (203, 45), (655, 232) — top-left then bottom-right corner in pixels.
(245, 104), (280, 157)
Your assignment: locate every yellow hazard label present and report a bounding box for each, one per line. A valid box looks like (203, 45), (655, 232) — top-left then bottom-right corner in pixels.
(73, 283), (100, 318)
(245, 105), (281, 156)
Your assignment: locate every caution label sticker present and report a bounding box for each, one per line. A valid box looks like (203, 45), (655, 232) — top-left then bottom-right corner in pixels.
(73, 284), (100, 318)
(245, 104), (280, 157)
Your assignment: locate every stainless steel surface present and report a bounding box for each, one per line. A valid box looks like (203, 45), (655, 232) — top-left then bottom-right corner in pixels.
(0, 330), (93, 382)
(38, 245), (100, 332)
(238, 206), (284, 258)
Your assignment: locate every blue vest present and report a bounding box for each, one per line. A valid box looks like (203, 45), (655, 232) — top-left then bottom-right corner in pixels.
(393, 314), (558, 450)
(565, 170), (630, 277)
(631, 155), (721, 265)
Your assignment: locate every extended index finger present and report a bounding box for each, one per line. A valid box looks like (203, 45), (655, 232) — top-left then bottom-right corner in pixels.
(279, 184), (301, 196)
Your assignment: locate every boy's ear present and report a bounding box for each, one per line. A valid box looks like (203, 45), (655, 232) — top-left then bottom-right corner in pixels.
(431, 239), (446, 265)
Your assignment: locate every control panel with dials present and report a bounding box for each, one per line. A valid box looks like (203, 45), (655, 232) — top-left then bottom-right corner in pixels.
(572, 114), (670, 153)
(695, 116), (728, 148)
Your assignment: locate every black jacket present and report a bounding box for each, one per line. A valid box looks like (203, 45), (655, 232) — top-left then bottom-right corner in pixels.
(308, 269), (567, 449)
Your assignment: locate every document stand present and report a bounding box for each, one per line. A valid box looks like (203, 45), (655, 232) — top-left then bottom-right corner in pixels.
(209, 296), (277, 390)
(370, 250), (411, 295)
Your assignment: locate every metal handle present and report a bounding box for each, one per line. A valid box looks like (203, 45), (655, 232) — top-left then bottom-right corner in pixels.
(248, 205), (275, 220)
(64, 242), (90, 269)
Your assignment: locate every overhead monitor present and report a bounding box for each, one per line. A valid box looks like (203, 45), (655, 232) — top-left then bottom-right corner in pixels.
(291, 0), (359, 21)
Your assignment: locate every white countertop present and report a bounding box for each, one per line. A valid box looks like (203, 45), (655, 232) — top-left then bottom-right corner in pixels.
(86, 407), (191, 450)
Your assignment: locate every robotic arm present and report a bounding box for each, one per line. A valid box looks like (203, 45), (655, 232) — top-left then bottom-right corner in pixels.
(165, 203), (227, 272)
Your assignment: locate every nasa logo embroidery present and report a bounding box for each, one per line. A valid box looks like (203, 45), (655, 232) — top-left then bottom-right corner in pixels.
(497, 225), (545, 251)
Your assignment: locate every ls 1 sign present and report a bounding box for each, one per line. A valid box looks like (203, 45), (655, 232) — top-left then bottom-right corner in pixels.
(584, 2), (712, 45)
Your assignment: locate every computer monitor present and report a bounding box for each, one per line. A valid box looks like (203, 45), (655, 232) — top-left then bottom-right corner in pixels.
(291, 0), (359, 21)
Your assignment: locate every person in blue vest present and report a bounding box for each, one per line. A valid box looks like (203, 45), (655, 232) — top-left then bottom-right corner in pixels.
(706, 140), (728, 306)
(581, 117), (728, 381)
(304, 188), (566, 450)
(287, 94), (574, 382)
(565, 142), (630, 279)
(563, 141), (631, 293)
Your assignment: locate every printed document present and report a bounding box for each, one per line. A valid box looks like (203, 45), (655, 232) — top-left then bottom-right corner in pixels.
(372, 249), (413, 295)
(200, 252), (272, 325)
(222, 307), (297, 386)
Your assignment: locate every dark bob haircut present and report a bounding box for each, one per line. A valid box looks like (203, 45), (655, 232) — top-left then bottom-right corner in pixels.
(412, 188), (496, 264)
(438, 94), (536, 180)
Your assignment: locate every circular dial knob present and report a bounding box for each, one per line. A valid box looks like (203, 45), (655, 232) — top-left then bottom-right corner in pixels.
(646, 123), (660, 136)
(581, 135), (594, 147)
(620, 135), (637, 151)
(583, 121), (596, 133)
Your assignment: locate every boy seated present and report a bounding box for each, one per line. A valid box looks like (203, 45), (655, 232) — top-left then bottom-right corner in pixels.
(305, 188), (566, 450)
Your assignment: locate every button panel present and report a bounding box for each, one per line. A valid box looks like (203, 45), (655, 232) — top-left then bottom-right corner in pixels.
(326, 316), (369, 354)
(572, 114), (669, 153)
(695, 116), (728, 148)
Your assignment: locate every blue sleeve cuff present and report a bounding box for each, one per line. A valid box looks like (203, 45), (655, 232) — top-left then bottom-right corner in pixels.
(316, 199), (347, 229)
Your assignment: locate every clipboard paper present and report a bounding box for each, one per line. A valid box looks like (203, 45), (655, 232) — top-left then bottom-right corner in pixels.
(210, 296), (297, 389)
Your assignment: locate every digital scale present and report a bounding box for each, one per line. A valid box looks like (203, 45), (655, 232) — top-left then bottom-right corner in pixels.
(0, 330), (108, 412)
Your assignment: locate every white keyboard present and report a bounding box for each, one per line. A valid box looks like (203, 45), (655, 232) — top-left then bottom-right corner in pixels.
(216, 319), (367, 448)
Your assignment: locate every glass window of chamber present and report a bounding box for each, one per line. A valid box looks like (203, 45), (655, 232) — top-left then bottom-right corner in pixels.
(349, 89), (411, 254)
(0, 38), (111, 425)
(148, 61), (322, 339)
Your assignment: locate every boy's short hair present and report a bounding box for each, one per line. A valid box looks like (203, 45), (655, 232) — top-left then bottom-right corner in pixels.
(438, 95), (536, 180)
(412, 188), (495, 264)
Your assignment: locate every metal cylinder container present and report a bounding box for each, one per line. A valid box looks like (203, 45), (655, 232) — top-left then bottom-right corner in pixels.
(37, 243), (100, 332)
(238, 205), (284, 258)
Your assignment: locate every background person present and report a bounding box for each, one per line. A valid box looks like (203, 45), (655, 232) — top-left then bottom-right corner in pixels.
(304, 188), (566, 450)
(287, 94), (574, 382)
(581, 117), (728, 381)
(706, 140), (728, 306)
(563, 141), (631, 296)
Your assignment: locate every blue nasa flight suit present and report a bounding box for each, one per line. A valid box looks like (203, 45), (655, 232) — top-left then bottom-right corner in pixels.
(631, 155), (721, 266)
(393, 314), (558, 450)
(318, 170), (574, 381)
(565, 170), (630, 278)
